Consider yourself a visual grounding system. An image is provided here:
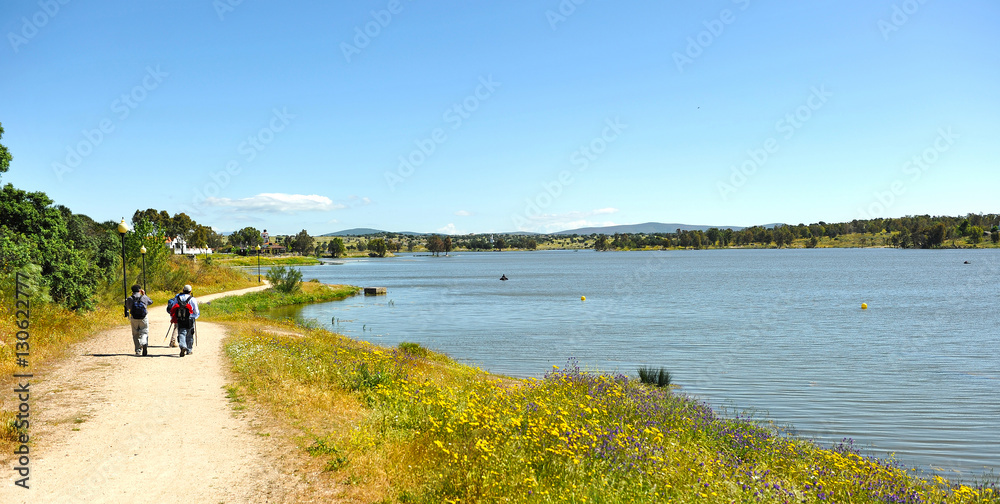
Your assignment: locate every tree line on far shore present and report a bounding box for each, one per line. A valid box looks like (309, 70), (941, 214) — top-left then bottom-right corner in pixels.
(591, 216), (999, 251)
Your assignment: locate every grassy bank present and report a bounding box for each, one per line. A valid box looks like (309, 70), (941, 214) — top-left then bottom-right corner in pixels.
(217, 291), (998, 503)
(200, 280), (359, 319)
(0, 256), (257, 449)
(207, 254), (321, 267)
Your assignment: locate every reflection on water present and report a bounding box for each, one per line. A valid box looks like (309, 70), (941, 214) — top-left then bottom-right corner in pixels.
(273, 248), (1000, 478)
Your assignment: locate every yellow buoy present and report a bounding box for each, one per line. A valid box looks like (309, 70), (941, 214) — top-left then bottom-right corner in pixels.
(581, 296), (586, 301)
(861, 303), (868, 310)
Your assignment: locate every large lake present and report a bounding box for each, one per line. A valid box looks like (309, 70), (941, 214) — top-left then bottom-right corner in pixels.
(273, 248), (999, 478)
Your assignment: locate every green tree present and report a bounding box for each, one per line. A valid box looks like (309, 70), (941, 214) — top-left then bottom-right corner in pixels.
(368, 237), (388, 257)
(493, 236), (505, 251)
(189, 224), (210, 248)
(290, 229), (314, 255)
(992, 226), (1000, 245)
(132, 208), (171, 234)
(328, 237), (346, 258)
(205, 228), (225, 249)
(594, 234), (609, 251)
(443, 236), (453, 255)
(0, 122), (12, 180)
(927, 223), (946, 248)
(124, 218), (169, 288)
(167, 212), (195, 240)
(968, 226), (984, 244)
(229, 226), (263, 249)
(706, 228), (720, 246)
(0, 184), (98, 309)
(426, 235), (444, 256)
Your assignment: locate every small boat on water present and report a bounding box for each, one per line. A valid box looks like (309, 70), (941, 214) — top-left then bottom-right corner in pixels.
(500, 274), (508, 281)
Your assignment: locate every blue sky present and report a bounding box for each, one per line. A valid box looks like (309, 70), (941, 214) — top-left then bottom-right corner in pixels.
(2, 0), (998, 235)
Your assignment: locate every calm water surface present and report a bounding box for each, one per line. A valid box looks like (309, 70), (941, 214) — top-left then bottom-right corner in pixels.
(275, 248), (999, 478)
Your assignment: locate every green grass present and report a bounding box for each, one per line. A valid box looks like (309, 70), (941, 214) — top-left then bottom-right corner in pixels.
(637, 366), (672, 387)
(200, 281), (360, 319)
(208, 254), (321, 267)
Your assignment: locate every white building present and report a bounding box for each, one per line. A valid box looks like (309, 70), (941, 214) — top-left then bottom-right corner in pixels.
(167, 236), (213, 255)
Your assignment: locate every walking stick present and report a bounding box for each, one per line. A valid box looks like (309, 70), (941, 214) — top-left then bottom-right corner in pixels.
(193, 319), (198, 347)
(163, 322), (175, 344)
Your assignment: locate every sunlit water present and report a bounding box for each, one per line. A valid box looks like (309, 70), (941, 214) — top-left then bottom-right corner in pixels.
(269, 248), (1000, 478)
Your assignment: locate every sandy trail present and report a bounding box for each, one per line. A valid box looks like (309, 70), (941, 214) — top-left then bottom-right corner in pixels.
(2, 284), (298, 504)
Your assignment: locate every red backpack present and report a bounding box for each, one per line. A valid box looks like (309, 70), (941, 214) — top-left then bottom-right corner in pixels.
(170, 294), (194, 328)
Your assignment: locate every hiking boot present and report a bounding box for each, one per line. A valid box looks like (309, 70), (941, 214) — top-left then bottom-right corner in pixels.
(136, 350), (142, 356)
(142, 345), (148, 356)
(180, 348), (186, 357)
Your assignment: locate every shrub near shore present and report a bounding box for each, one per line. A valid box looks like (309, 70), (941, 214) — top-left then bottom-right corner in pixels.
(218, 305), (999, 502)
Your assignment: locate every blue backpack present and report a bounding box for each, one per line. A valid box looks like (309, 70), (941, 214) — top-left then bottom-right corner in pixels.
(129, 295), (148, 319)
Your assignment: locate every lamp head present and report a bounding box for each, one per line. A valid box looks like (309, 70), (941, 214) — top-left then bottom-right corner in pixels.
(140, 245), (147, 254)
(256, 245), (261, 251)
(117, 218), (128, 234)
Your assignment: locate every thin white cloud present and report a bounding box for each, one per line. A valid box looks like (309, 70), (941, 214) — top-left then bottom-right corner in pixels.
(347, 195), (373, 206)
(454, 210), (473, 216)
(204, 193), (344, 213)
(514, 208), (620, 233)
(437, 223), (460, 235)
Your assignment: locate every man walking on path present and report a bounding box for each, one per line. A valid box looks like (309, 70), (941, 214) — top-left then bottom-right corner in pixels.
(167, 284), (200, 357)
(125, 284), (154, 356)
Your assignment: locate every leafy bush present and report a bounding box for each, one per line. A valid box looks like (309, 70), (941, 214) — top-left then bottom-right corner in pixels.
(265, 265), (302, 294)
(398, 341), (428, 358)
(638, 366), (672, 387)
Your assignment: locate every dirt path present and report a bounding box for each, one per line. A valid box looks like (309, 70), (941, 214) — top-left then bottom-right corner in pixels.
(2, 284), (300, 504)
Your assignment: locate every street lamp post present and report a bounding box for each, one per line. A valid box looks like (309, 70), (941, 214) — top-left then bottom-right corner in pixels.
(117, 219), (128, 317)
(256, 244), (261, 283)
(140, 245), (147, 292)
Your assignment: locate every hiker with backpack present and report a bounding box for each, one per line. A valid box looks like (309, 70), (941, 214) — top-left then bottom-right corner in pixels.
(166, 284), (200, 357)
(125, 284), (154, 356)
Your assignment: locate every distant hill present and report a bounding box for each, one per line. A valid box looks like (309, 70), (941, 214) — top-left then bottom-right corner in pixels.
(321, 228), (425, 237)
(321, 228), (387, 237)
(553, 222), (747, 235)
(321, 223), (786, 237)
